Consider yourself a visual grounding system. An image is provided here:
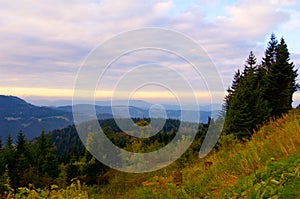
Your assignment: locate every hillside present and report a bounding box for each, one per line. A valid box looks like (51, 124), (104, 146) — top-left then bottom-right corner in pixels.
(56, 104), (214, 123)
(0, 95), (73, 140)
(89, 109), (300, 198)
(0, 95), (214, 141)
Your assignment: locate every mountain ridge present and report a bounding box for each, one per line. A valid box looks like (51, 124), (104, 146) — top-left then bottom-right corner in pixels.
(0, 95), (216, 141)
(0, 95), (74, 141)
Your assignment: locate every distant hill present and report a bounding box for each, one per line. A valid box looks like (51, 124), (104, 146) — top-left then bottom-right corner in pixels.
(0, 95), (73, 141)
(27, 99), (153, 108)
(55, 104), (215, 123)
(27, 98), (222, 112)
(0, 95), (218, 141)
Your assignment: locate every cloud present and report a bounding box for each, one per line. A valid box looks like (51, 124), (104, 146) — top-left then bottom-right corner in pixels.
(175, 0), (297, 86)
(223, 1), (289, 36)
(153, 0), (173, 14)
(0, 0), (299, 101)
(270, 0), (298, 6)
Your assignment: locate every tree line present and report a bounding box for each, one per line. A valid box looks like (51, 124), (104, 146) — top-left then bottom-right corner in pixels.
(224, 34), (298, 139)
(0, 118), (207, 195)
(0, 131), (59, 190)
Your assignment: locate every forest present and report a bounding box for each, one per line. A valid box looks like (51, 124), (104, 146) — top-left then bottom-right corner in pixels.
(0, 34), (299, 198)
(0, 118), (209, 196)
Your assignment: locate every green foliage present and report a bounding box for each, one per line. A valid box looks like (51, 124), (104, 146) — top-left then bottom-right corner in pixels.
(83, 156), (109, 185)
(262, 33), (278, 71)
(225, 34), (298, 139)
(0, 130), (60, 191)
(222, 150), (300, 198)
(2, 135), (17, 189)
(265, 38), (298, 117)
(3, 179), (89, 199)
(66, 164), (80, 183)
(225, 51), (269, 139)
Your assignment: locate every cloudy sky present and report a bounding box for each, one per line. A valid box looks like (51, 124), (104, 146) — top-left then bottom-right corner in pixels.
(1, 0), (300, 105)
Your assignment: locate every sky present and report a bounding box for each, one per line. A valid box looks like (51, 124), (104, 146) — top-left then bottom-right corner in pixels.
(1, 0), (300, 105)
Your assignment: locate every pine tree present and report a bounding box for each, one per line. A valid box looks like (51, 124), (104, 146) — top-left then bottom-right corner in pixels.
(225, 69), (241, 111)
(16, 130), (26, 155)
(3, 135), (16, 188)
(15, 130), (30, 187)
(229, 69), (241, 93)
(262, 33), (278, 72)
(225, 52), (259, 139)
(265, 37), (298, 116)
(44, 134), (59, 179)
(36, 130), (60, 182)
(224, 34), (298, 140)
(244, 51), (257, 75)
(252, 69), (271, 128)
(5, 135), (13, 151)
(36, 130), (47, 178)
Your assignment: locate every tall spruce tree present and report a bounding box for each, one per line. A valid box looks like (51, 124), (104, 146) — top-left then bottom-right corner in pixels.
(36, 130), (59, 182)
(229, 69), (241, 93)
(225, 69), (241, 111)
(225, 52), (259, 139)
(225, 34), (298, 139)
(16, 130), (26, 155)
(244, 51), (257, 74)
(264, 37), (298, 117)
(262, 33), (278, 72)
(15, 131), (31, 187)
(3, 135), (16, 188)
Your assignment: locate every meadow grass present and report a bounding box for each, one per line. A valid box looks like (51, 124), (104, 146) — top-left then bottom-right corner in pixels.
(115, 109), (300, 198)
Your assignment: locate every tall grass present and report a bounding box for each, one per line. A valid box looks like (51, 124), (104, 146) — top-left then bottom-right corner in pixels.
(121, 109), (300, 198)
(182, 109), (300, 198)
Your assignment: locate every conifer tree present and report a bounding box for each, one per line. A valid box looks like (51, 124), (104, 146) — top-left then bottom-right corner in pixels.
(15, 131), (30, 187)
(0, 137), (4, 180)
(225, 69), (241, 111)
(262, 33), (278, 72)
(264, 37), (298, 116)
(225, 34), (298, 139)
(225, 52), (259, 138)
(3, 135), (16, 188)
(274, 38), (297, 114)
(244, 51), (257, 74)
(16, 130), (26, 155)
(36, 130), (59, 180)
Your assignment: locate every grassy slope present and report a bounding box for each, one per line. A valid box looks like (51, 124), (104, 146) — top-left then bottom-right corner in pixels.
(182, 109), (300, 198)
(97, 109), (300, 199)
(223, 150), (300, 198)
